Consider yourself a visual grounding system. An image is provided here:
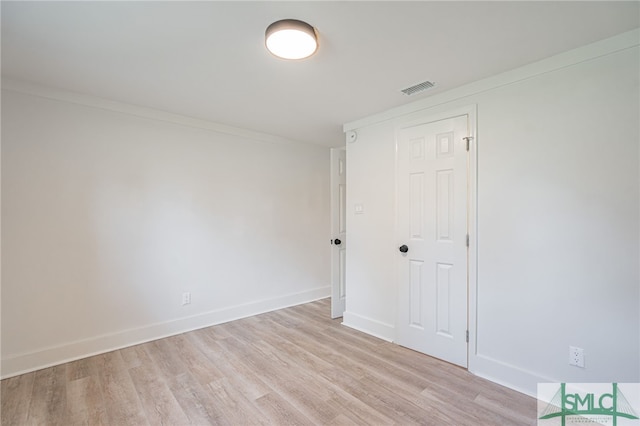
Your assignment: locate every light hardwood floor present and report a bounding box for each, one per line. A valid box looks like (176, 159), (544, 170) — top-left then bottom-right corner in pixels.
(1, 298), (537, 425)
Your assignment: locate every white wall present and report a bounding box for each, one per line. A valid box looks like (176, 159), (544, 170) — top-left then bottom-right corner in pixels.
(342, 122), (397, 339)
(343, 30), (639, 396)
(1, 86), (330, 377)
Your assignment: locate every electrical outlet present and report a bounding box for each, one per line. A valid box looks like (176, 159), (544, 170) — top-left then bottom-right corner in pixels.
(569, 346), (584, 368)
(182, 292), (191, 306)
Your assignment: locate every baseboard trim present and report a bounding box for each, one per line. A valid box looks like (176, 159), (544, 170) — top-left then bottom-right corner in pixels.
(1, 286), (330, 379)
(342, 311), (395, 342)
(469, 353), (557, 398)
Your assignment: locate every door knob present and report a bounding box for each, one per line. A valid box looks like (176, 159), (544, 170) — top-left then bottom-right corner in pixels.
(334, 239), (342, 245)
(399, 244), (408, 253)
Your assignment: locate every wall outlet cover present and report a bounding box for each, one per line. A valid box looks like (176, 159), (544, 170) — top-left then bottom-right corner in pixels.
(569, 346), (585, 368)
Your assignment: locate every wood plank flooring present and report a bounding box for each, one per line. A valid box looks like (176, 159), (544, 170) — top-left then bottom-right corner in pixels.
(1, 299), (537, 425)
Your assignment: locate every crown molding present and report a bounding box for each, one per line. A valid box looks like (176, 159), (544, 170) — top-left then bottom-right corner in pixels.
(344, 28), (640, 132)
(1, 78), (317, 149)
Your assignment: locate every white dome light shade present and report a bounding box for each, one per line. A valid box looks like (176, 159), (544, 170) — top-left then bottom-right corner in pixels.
(265, 19), (318, 60)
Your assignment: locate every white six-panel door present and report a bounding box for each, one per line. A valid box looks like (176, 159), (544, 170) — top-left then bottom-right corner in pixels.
(331, 148), (347, 319)
(396, 114), (469, 367)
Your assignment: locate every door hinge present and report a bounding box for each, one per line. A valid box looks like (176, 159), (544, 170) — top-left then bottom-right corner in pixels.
(466, 330), (469, 343)
(466, 234), (469, 247)
(463, 136), (473, 151)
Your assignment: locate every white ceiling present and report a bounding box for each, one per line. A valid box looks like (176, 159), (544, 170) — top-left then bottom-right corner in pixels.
(2, 1), (639, 147)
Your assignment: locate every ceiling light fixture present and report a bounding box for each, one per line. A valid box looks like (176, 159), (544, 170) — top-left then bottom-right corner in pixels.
(265, 19), (318, 60)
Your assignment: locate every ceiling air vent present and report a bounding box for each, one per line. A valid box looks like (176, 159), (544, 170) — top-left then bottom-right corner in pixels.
(401, 80), (435, 96)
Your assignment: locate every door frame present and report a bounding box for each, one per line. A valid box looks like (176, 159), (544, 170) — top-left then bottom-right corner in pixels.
(393, 104), (478, 368)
